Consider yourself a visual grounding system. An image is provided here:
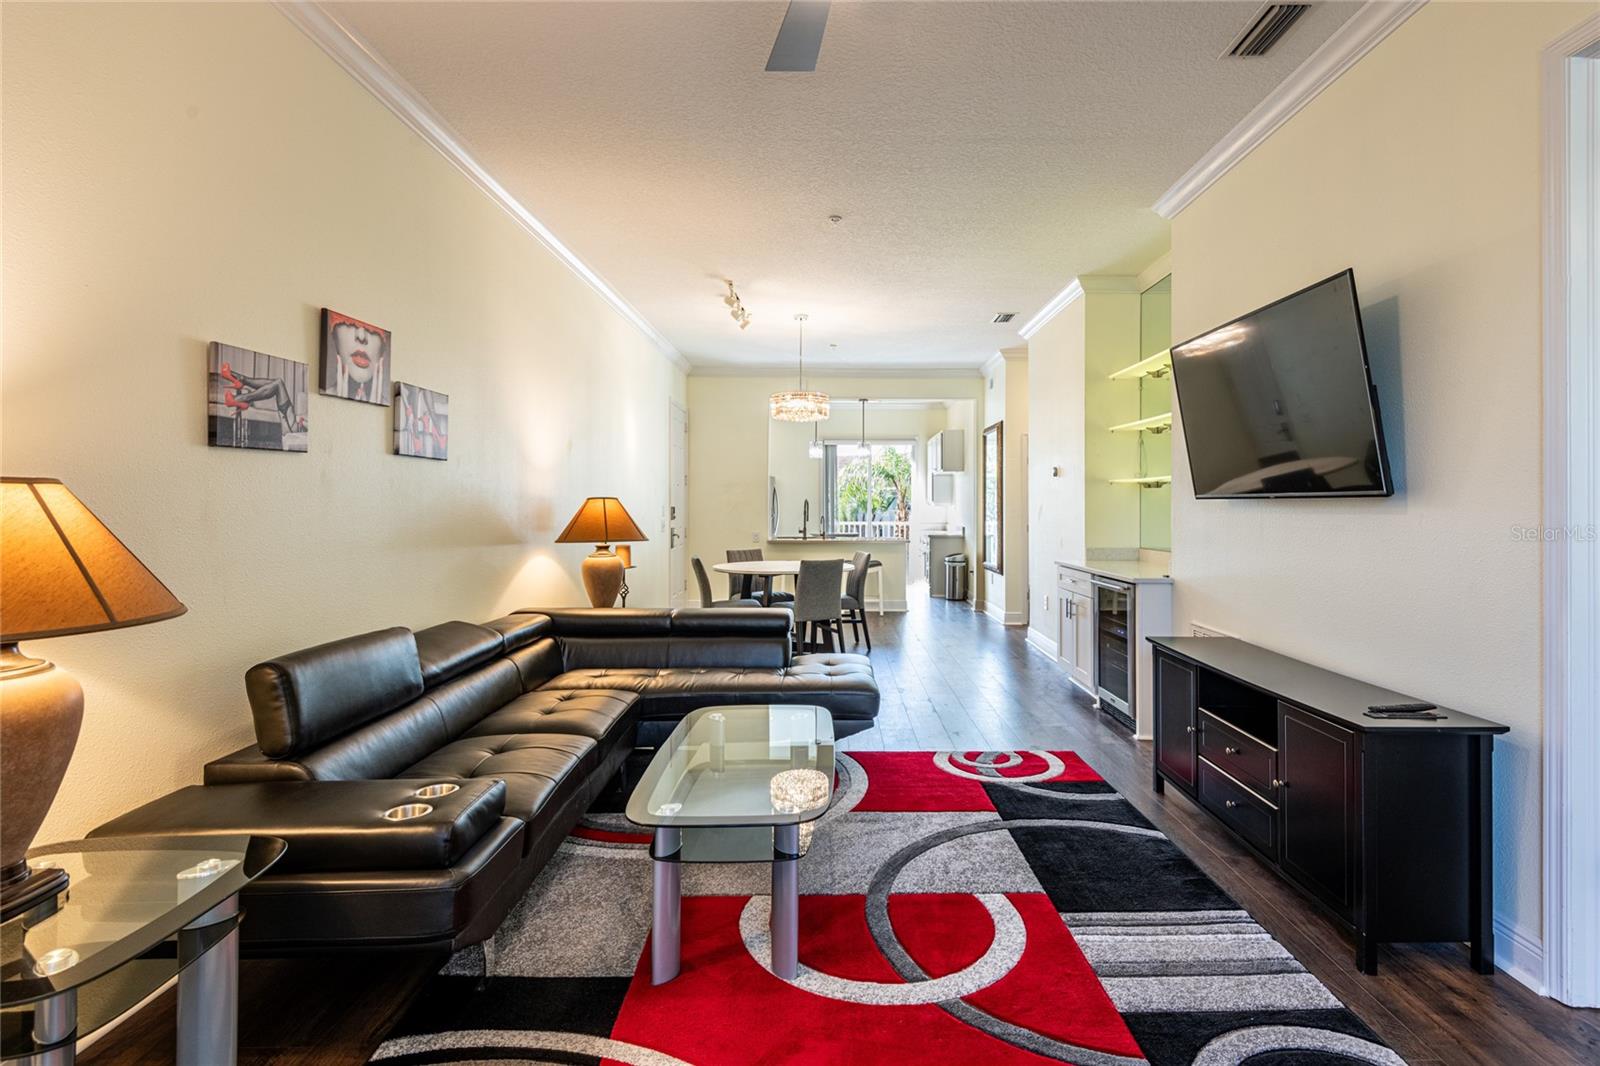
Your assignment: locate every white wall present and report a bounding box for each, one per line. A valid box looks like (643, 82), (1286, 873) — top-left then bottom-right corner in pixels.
(687, 374), (982, 609)
(2, 3), (686, 841)
(1167, 0), (1594, 983)
(981, 349), (1030, 624)
(1025, 299), (1088, 649)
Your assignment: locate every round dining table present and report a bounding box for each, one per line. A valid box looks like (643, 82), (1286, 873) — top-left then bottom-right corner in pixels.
(712, 558), (878, 611)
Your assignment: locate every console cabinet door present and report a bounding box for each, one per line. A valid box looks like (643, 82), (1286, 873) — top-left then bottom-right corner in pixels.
(1071, 593), (1095, 691)
(1154, 654), (1197, 790)
(1058, 592), (1079, 680)
(1278, 703), (1357, 916)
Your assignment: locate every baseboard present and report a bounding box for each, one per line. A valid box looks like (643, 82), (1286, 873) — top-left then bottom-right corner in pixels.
(1495, 916), (1545, 994)
(1026, 627), (1059, 659)
(982, 601), (1027, 626)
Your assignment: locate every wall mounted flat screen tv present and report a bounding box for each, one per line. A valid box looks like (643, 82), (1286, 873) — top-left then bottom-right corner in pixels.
(1169, 269), (1394, 499)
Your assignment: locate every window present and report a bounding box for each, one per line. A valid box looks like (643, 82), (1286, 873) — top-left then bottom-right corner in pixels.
(824, 441), (913, 540)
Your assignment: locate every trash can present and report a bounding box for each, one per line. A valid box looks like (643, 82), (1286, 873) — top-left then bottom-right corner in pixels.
(943, 554), (968, 602)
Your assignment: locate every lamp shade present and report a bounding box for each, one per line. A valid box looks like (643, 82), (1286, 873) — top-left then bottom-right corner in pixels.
(1, 478), (187, 642)
(555, 497), (648, 545)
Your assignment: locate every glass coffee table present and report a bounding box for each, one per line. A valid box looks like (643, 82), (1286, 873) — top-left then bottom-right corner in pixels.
(1, 835), (284, 1066)
(626, 704), (834, 984)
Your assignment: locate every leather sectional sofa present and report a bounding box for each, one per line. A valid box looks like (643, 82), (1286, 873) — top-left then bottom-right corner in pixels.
(92, 608), (878, 952)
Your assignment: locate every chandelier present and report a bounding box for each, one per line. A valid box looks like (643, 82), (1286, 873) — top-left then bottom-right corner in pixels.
(770, 313), (830, 422)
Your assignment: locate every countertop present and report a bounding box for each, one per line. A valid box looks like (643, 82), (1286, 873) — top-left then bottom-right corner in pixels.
(767, 537), (908, 545)
(1055, 559), (1173, 584)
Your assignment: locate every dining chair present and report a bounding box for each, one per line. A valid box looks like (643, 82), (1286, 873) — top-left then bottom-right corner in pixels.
(692, 557), (761, 609)
(792, 559), (846, 653)
(726, 548), (795, 605)
(840, 551), (873, 651)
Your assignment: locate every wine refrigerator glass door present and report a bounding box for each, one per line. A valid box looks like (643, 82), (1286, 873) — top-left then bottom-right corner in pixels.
(1094, 580), (1134, 729)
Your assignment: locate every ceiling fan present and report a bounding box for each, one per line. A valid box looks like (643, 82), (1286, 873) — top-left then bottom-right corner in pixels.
(766, 1), (830, 72)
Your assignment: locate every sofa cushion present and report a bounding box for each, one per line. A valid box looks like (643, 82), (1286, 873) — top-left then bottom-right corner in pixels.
(465, 689), (638, 744)
(398, 733), (595, 827)
(538, 654), (878, 723)
(246, 627), (424, 758)
(482, 612), (551, 652)
(414, 621), (505, 688)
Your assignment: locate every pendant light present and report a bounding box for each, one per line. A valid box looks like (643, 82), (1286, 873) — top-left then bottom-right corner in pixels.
(808, 420), (824, 459)
(770, 314), (830, 422)
(838, 398), (871, 458)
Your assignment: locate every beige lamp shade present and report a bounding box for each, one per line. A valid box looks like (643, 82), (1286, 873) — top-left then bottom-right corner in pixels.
(555, 497), (648, 546)
(1, 477), (187, 642)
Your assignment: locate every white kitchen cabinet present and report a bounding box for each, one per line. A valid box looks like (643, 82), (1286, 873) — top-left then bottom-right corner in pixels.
(927, 429), (965, 475)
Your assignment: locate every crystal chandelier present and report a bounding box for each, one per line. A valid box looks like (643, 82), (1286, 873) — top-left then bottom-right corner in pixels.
(770, 314), (830, 422)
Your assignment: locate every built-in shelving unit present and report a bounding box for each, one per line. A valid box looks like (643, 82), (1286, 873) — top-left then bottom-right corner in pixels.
(1108, 475), (1172, 487)
(1108, 347), (1171, 381)
(1107, 412), (1172, 434)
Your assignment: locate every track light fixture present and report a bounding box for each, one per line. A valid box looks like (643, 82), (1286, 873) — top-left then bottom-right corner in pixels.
(724, 280), (752, 330)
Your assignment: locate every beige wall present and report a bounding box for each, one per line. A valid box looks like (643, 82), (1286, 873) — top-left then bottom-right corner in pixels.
(687, 374), (982, 609)
(1024, 298), (1088, 647)
(1169, 1), (1593, 966)
(2, 3), (686, 841)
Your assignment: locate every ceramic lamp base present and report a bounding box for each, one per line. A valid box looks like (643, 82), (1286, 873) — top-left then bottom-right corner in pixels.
(0, 646), (84, 919)
(580, 547), (625, 608)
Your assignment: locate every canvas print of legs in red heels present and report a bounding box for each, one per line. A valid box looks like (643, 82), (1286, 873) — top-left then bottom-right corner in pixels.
(207, 342), (309, 452)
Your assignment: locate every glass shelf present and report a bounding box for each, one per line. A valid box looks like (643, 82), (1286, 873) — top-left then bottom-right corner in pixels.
(1109, 476), (1172, 487)
(1107, 412), (1172, 434)
(1108, 348), (1172, 380)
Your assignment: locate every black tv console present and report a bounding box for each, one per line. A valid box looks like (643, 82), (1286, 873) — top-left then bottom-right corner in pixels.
(1149, 635), (1509, 975)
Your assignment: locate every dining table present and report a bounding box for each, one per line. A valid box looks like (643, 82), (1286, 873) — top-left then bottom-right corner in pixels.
(711, 558), (872, 610)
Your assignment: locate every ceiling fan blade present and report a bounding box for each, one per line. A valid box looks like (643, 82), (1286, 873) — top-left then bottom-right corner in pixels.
(766, 1), (830, 72)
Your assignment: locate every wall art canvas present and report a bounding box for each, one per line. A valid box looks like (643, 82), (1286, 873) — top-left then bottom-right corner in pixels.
(394, 382), (449, 460)
(319, 308), (391, 405)
(207, 342), (309, 452)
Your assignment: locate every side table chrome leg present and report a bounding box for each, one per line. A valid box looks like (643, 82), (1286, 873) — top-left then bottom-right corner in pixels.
(28, 988), (77, 1066)
(177, 893), (240, 1066)
(652, 828), (682, 985)
(772, 824), (800, 981)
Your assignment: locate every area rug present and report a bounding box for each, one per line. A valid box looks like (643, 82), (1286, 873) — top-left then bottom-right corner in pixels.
(369, 750), (1405, 1065)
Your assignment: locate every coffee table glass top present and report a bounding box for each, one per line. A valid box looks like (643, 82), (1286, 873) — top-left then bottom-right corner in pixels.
(1, 834), (283, 1055)
(626, 705), (835, 829)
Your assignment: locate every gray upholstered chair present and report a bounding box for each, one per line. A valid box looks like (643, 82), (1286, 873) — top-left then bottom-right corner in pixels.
(840, 551), (873, 651)
(792, 558), (846, 652)
(726, 547), (795, 605)
(692, 557), (762, 609)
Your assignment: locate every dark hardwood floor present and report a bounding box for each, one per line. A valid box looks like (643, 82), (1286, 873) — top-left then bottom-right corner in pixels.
(84, 596), (1599, 1065)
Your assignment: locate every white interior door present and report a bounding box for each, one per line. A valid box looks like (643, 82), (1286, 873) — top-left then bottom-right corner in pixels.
(668, 401), (689, 606)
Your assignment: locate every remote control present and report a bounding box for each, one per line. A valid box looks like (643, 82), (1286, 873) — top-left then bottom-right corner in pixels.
(1368, 702), (1438, 713)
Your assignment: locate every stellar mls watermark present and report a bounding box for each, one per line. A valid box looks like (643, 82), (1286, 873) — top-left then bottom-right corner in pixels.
(1510, 524), (1598, 542)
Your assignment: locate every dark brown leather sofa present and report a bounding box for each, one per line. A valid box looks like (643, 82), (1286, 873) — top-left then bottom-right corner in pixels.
(91, 608), (877, 952)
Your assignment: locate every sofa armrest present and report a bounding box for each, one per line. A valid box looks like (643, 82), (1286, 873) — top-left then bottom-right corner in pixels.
(205, 743), (314, 784)
(89, 779), (508, 875)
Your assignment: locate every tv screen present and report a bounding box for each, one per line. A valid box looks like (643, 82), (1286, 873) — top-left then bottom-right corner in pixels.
(1169, 269), (1393, 499)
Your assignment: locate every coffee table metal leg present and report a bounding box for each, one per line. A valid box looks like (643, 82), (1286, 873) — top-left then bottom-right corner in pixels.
(28, 988), (76, 1066)
(177, 893), (240, 1066)
(772, 824), (800, 980)
(652, 828), (682, 985)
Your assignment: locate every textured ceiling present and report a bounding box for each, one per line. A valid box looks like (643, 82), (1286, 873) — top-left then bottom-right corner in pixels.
(326, 1), (1360, 370)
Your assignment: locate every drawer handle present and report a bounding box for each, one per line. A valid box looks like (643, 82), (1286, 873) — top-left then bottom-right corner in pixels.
(1271, 778), (1286, 789)
(1224, 799), (1240, 809)
(1224, 745), (1241, 755)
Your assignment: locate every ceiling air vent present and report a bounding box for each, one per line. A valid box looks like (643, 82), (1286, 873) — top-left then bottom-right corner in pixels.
(992, 312), (1017, 324)
(1225, 3), (1310, 57)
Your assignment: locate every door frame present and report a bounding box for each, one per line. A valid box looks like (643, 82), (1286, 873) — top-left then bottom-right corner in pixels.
(1541, 14), (1600, 1007)
(667, 399), (689, 608)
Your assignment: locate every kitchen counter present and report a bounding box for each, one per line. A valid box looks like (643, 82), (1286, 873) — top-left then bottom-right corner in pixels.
(1055, 558), (1173, 584)
(767, 537), (908, 544)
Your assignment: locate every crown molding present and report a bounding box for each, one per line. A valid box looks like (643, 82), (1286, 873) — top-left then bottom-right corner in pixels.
(980, 351), (1006, 380)
(274, 2), (688, 373)
(1152, 0), (1426, 220)
(688, 364), (984, 380)
(1017, 279), (1085, 340)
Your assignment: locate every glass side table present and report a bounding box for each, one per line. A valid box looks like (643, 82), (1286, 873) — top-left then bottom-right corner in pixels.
(1, 835), (284, 1066)
(626, 705), (834, 985)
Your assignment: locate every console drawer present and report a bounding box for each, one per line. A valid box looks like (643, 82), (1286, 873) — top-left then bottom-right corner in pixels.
(1199, 757), (1278, 859)
(1199, 709), (1277, 795)
(1055, 565), (1093, 598)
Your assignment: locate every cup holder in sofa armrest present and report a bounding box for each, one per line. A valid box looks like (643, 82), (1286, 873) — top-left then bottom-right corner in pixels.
(87, 778), (509, 875)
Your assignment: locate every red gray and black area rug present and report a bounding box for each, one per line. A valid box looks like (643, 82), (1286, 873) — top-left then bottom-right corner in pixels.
(369, 750), (1405, 1065)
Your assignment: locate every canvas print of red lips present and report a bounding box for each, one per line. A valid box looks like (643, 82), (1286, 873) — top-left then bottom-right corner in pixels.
(320, 308), (391, 405)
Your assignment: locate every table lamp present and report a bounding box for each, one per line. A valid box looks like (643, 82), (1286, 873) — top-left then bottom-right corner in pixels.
(555, 497), (647, 608)
(1, 478), (187, 920)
